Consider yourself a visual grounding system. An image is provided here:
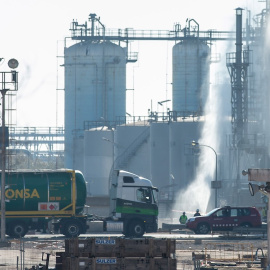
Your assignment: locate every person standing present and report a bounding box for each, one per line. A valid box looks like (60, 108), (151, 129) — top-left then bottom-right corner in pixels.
(179, 212), (188, 224)
(194, 209), (201, 217)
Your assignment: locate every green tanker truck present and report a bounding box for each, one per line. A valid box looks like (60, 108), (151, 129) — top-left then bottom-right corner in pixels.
(1, 169), (88, 238)
(0, 169), (159, 238)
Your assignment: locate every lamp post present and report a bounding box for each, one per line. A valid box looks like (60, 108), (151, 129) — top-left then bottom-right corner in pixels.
(0, 58), (19, 242)
(192, 141), (218, 208)
(157, 100), (171, 110)
(157, 100), (171, 121)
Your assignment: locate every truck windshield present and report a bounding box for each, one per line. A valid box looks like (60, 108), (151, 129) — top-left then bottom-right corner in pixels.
(137, 188), (152, 203)
(152, 189), (158, 204)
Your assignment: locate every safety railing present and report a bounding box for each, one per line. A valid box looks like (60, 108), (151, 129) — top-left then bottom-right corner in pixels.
(203, 242), (255, 264)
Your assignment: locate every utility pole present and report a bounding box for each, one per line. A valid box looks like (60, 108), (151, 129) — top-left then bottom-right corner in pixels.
(0, 58), (19, 242)
(0, 89), (7, 241)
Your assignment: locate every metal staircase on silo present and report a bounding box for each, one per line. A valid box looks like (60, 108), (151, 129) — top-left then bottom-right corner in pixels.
(111, 126), (150, 178)
(109, 126), (150, 214)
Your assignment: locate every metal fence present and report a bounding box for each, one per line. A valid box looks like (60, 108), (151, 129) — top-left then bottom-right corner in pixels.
(203, 242), (255, 264)
(0, 238), (64, 270)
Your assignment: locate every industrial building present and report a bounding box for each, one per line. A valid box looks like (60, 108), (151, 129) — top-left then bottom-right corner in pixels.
(5, 1), (270, 218)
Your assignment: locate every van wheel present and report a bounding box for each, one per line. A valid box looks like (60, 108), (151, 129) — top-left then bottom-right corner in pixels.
(8, 222), (28, 238)
(128, 220), (145, 237)
(196, 223), (210, 234)
(62, 220), (82, 237)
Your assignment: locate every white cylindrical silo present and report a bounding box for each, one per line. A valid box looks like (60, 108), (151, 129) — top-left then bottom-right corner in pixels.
(169, 121), (202, 191)
(84, 129), (114, 196)
(172, 40), (210, 114)
(150, 123), (169, 190)
(64, 41), (126, 168)
(114, 125), (151, 179)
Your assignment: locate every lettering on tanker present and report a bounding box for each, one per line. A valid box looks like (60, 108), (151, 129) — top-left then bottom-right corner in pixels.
(4, 188), (40, 199)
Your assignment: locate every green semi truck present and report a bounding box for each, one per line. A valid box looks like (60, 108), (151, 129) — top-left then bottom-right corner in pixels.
(0, 169), (158, 238)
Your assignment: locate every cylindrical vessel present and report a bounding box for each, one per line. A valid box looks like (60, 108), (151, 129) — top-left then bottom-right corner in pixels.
(169, 121), (202, 190)
(84, 129), (114, 196)
(172, 40), (210, 114)
(114, 125), (151, 179)
(64, 41), (126, 125)
(150, 123), (169, 190)
(3, 170), (86, 214)
(64, 41), (126, 168)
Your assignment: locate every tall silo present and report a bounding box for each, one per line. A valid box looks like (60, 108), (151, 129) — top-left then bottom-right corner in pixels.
(169, 121), (202, 191)
(150, 123), (170, 219)
(172, 40), (210, 115)
(114, 125), (151, 179)
(150, 123), (169, 190)
(84, 128), (114, 196)
(64, 41), (126, 168)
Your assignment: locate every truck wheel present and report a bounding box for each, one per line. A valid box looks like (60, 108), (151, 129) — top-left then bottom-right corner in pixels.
(63, 220), (82, 237)
(8, 222), (28, 238)
(128, 220), (145, 237)
(196, 223), (210, 234)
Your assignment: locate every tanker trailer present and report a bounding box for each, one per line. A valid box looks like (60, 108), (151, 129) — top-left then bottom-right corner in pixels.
(1, 169), (88, 238)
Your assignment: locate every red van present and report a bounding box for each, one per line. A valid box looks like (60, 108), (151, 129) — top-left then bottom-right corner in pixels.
(186, 206), (261, 234)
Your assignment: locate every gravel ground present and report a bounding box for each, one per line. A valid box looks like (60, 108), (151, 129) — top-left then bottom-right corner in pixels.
(175, 238), (268, 269)
(0, 235), (268, 269)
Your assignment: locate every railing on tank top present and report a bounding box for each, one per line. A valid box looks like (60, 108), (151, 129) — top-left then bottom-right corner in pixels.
(83, 111), (203, 130)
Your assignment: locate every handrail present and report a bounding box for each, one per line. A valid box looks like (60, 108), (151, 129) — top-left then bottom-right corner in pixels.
(108, 127), (150, 214)
(114, 126), (150, 171)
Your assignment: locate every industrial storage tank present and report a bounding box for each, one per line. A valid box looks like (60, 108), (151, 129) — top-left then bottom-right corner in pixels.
(169, 121), (202, 191)
(172, 40), (210, 115)
(84, 129), (114, 196)
(150, 123), (169, 190)
(64, 41), (126, 168)
(114, 125), (151, 179)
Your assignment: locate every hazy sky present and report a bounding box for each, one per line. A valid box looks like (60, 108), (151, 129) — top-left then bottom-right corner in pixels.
(0, 0), (263, 127)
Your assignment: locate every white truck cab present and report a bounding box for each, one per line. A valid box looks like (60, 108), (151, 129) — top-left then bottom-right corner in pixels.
(109, 170), (159, 237)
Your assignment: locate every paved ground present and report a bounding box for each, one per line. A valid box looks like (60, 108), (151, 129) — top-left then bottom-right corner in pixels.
(0, 232), (268, 269)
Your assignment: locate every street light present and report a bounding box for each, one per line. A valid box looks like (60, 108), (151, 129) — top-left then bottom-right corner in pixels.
(157, 99), (171, 106)
(0, 58), (19, 242)
(191, 140), (218, 208)
(157, 100), (171, 120)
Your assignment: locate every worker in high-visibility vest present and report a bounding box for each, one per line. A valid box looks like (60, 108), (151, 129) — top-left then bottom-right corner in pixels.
(179, 212), (188, 224)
